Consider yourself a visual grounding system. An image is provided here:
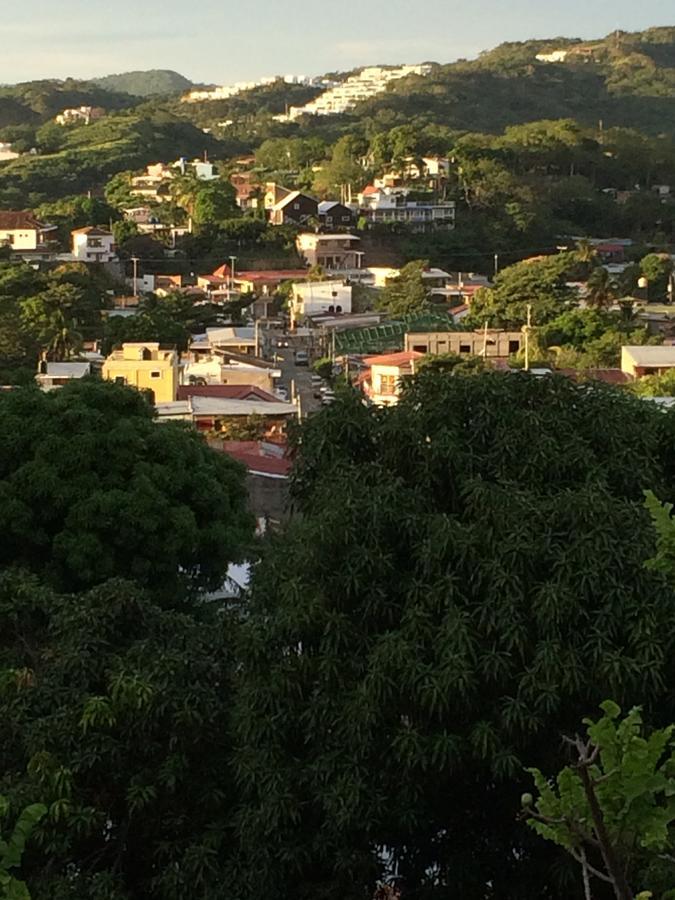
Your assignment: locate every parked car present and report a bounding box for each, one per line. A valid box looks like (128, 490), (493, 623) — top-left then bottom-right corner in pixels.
(294, 349), (309, 366)
(321, 390), (336, 406)
(275, 385), (289, 401)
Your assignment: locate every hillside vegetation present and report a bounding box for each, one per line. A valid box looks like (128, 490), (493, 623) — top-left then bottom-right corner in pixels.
(92, 69), (193, 97)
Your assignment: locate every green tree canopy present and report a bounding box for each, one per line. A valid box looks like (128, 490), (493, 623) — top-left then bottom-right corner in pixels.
(467, 252), (578, 329)
(235, 373), (675, 900)
(0, 380), (253, 596)
(0, 571), (240, 899)
(377, 260), (430, 317)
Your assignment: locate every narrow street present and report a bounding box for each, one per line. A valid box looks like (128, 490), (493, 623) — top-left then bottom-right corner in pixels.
(273, 344), (321, 416)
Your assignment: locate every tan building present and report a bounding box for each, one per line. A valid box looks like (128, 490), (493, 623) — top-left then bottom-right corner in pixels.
(405, 330), (523, 359)
(362, 351), (423, 407)
(621, 345), (675, 379)
(0, 211), (56, 251)
(296, 233), (363, 270)
(102, 343), (178, 403)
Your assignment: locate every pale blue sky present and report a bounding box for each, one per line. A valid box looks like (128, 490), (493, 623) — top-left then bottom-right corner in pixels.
(1, 0), (673, 85)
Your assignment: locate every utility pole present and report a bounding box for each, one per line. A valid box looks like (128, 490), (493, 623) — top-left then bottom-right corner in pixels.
(482, 319), (489, 357)
(493, 253), (499, 277)
(524, 304), (532, 372)
(254, 319), (260, 357)
(131, 256), (139, 298)
(229, 255), (237, 294)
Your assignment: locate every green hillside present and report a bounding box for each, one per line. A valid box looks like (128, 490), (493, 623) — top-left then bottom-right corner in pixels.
(0, 79), (135, 128)
(341, 26), (675, 136)
(0, 111), (229, 207)
(92, 70), (193, 97)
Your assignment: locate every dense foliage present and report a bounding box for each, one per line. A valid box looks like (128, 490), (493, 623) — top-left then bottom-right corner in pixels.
(234, 373), (675, 899)
(91, 70), (193, 98)
(0, 380), (253, 596)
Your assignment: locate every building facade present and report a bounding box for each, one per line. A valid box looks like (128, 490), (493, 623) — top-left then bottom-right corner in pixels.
(102, 343), (178, 404)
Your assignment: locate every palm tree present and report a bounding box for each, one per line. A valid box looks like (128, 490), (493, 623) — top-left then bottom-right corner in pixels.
(585, 266), (618, 309)
(575, 239), (598, 278)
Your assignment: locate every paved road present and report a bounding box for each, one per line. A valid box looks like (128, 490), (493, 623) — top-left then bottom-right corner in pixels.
(273, 344), (321, 416)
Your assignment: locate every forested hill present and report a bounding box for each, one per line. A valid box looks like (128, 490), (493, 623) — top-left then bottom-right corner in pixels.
(91, 70), (193, 97)
(343, 26), (675, 136)
(0, 80), (135, 128)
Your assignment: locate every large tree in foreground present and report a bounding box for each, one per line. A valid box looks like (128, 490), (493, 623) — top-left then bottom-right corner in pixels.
(0, 572), (239, 899)
(0, 380), (253, 597)
(235, 372), (675, 900)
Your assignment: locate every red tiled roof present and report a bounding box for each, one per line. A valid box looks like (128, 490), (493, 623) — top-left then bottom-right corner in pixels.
(0, 210), (42, 230)
(363, 351), (424, 367)
(221, 441), (291, 477)
(178, 385), (279, 402)
(235, 269), (308, 282)
(361, 185), (379, 196)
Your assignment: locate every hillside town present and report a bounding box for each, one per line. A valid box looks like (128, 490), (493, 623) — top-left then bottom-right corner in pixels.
(4, 15), (675, 900)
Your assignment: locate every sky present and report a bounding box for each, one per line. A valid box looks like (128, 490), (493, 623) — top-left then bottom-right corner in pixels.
(1, 0), (674, 85)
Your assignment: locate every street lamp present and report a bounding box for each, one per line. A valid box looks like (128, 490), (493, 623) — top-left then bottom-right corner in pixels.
(638, 276), (649, 303)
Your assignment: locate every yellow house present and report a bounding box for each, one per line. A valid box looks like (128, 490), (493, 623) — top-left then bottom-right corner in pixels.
(102, 343), (178, 404)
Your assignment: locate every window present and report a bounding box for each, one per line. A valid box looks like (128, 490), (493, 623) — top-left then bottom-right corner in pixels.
(331, 291), (338, 298)
(459, 344), (471, 354)
(293, 202), (300, 210)
(412, 344), (428, 353)
(379, 374), (397, 395)
(150, 371), (161, 379)
(87, 238), (103, 248)
(509, 340), (521, 354)
(114, 376), (126, 385)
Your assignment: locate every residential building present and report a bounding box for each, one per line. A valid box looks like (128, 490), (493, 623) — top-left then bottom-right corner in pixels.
(183, 351), (281, 393)
(183, 74), (330, 104)
(0, 142), (20, 161)
(0, 211), (57, 252)
(358, 186), (455, 229)
(296, 233), (363, 270)
(264, 182), (293, 211)
(203, 326), (258, 355)
(36, 360), (91, 391)
(71, 226), (116, 263)
(102, 343), (178, 404)
(231, 172), (261, 209)
(268, 191), (318, 226)
(289, 281), (352, 327)
(229, 268), (309, 296)
(621, 345), (675, 379)
(361, 350), (423, 407)
(286, 65), (432, 119)
(317, 201), (355, 228)
(155, 396), (296, 440)
(405, 330), (523, 358)
(55, 106), (105, 125)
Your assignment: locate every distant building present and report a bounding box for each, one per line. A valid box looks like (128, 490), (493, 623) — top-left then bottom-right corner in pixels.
(289, 281), (352, 327)
(405, 330), (523, 358)
(296, 232), (363, 270)
(358, 186), (455, 229)
(0, 211), (57, 251)
(535, 50), (569, 63)
(361, 350), (423, 407)
(621, 345), (675, 379)
(286, 65), (432, 119)
(268, 191), (318, 226)
(0, 142), (20, 161)
(102, 343), (178, 404)
(36, 360), (91, 391)
(317, 201), (355, 228)
(71, 226), (116, 263)
(55, 106), (105, 125)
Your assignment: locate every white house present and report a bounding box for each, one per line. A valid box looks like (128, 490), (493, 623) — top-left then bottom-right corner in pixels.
(361, 351), (423, 407)
(289, 281), (352, 327)
(36, 361), (91, 391)
(0, 142), (19, 161)
(71, 226), (116, 263)
(0, 211), (56, 251)
(358, 186), (455, 228)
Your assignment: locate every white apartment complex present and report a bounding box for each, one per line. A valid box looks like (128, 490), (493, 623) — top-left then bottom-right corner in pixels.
(284, 65), (433, 119)
(183, 74), (332, 103)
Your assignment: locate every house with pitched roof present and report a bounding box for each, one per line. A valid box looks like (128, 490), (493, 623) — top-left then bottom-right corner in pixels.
(0, 211), (57, 251)
(268, 191), (318, 226)
(71, 226), (116, 263)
